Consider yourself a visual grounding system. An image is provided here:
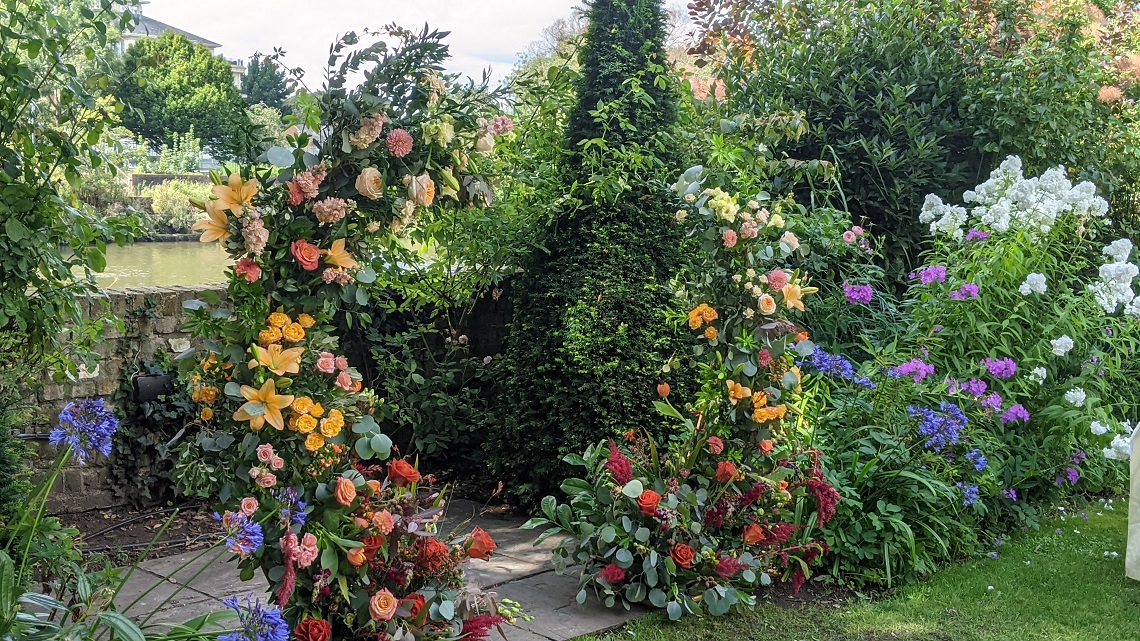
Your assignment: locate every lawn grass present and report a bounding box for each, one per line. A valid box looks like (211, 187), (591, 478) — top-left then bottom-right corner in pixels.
(578, 500), (1140, 641)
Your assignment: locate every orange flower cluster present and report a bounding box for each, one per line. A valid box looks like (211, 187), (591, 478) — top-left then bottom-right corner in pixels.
(687, 303), (718, 329)
(260, 311), (312, 345)
(752, 404), (787, 424)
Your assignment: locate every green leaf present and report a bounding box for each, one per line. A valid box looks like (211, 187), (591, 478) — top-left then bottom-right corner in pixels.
(648, 588), (667, 608)
(320, 545), (338, 571)
(356, 267), (377, 284)
(621, 480), (644, 498)
(98, 611), (146, 641)
(369, 433), (392, 459)
(576, 589), (587, 605)
(653, 401), (683, 420)
(437, 600), (455, 620)
(354, 437), (373, 459)
(352, 414), (379, 434)
(267, 146), (295, 167)
(4, 218), (30, 242)
(667, 601), (683, 620)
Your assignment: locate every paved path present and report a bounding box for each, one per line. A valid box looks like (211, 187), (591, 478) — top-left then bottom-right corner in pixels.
(114, 499), (643, 640)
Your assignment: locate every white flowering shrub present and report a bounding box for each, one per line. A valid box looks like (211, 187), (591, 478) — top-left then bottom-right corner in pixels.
(907, 156), (1137, 501)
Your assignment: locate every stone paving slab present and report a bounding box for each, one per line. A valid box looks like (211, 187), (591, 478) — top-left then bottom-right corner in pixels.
(494, 570), (646, 641)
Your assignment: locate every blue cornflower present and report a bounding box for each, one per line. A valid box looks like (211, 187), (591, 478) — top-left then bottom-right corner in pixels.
(908, 402), (967, 452)
(50, 398), (119, 464)
(220, 595), (289, 641)
(956, 482), (979, 507)
(966, 449), (988, 471)
(215, 511), (264, 558)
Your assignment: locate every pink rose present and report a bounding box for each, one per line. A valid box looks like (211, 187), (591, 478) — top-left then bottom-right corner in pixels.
(335, 371), (352, 391)
(235, 258), (261, 283)
(255, 472), (277, 488)
(707, 436), (724, 455)
(248, 467), (261, 479)
(723, 228), (738, 249)
(852, 225), (864, 236)
(334, 356), (349, 371)
(316, 352), (336, 374)
(270, 456), (284, 471)
(767, 269), (788, 290)
(739, 221), (759, 239)
(297, 533), (319, 568)
(240, 497), (259, 516)
(290, 239), (322, 271)
(842, 230), (857, 243)
(256, 443), (274, 463)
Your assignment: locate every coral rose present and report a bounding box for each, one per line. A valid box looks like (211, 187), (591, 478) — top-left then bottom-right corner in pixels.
(714, 461), (738, 483)
(240, 497), (258, 516)
(387, 458), (422, 487)
(335, 371), (353, 391)
(356, 167), (384, 200)
(743, 523), (767, 546)
(465, 526), (497, 560)
(636, 489), (661, 516)
(334, 476), (357, 507)
(293, 617), (332, 641)
(369, 588), (398, 621)
(758, 439), (774, 454)
(290, 239), (322, 271)
(707, 436), (724, 455)
(347, 546), (366, 567)
(671, 543), (696, 569)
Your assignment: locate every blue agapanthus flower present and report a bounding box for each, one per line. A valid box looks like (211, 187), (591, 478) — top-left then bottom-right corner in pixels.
(214, 512), (264, 558)
(802, 349), (876, 389)
(956, 482), (979, 507)
(220, 595), (289, 641)
(966, 449), (988, 471)
(273, 487), (307, 527)
(50, 398), (119, 464)
(907, 402), (967, 452)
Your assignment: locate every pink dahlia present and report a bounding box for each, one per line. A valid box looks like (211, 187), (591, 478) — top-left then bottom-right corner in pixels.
(234, 258), (261, 283)
(386, 128), (414, 158)
(767, 269), (788, 290)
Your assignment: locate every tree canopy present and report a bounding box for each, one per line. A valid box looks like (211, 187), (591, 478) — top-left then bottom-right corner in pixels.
(242, 52), (292, 109)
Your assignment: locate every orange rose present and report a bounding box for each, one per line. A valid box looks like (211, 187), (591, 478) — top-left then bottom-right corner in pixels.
(465, 526), (497, 560)
(282, 323), (306, 342)
(200, 407), (214, 421)
(400, 593), (426, 620)
(369, 588), (398, 621)
(291, 396), (315, 414)
(304, 433), (325, 451)
(671, 543), (696, 569)
(267, 312), (290, 328)
(714, 460), (738, 483)
(296, 313), (316, 328)
(366, 480), (382, 495)
(291, 239), (322, 271)
(743, 523), (767, 546)
(636, 489), (661, 516)
(777, 480), (789, 491)
(704, 326), (718, 341)
(758, 439), (774, 454)
(387, 458), (422, 487)
(334, 476), (357, 507)
(347, 546), (366, 567)
(258, 327), (282, 345)
(293, 618), (332, 641)
(296, 414), (318, 434)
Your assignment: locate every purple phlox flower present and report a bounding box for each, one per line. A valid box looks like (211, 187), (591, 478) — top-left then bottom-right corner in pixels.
(999, 404), (1030, 425)
(949, 283), (980, 300)
(916, 265), (948, 285)
(1072, 450), (1087, 465)
(908, 402), (967, 452)
(220, 595), (289, 641)
(1106, 327), (1114, 337)
(1064, 467), (1080, 485)
(965, 228), (990, 242)
(50, 398), (119, 464)
(843, 281), (874, 305)
(947, 378), (960, 394)
(995, 537), (1003, 546)
(933, 325), (943, 332)
(215, 511), (264, 558)
(956, 482), (979, 506)
(981, 357), (1017, 379)
(890, 358), (935, 384)
(1002, 488), (1018, 501)
(966, 449), (988, 471)
(980, 392), (1003, 410)
(803, 349), (876, 389)
(962, 378), (988, 397)
(989, 552), (999, 560)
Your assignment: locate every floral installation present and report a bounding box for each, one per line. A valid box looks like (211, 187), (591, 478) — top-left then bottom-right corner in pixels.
(524, 167), (839, 619)
(180, 28), (517, 640)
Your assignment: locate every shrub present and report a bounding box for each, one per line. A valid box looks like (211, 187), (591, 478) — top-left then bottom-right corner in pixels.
(144, 179), (211, 234)
(490, 0), (687, 503)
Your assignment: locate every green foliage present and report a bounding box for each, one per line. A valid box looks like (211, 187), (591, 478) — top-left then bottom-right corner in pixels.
(115, 31), (249, 157)
(144, 130), (202, 174)
(109, 354), (199, 507)
(242, 52), (292, 109)
(490, 0), (687, 503)
(0, 339), (31, 522)
(0, 0), (139, 375)
(143, 179), (211, 233)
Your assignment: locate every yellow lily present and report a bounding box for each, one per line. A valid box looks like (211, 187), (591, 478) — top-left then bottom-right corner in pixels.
(232, 379), (294, 431)
(726, 380), (752, 405)
(323, 238), (359, 269)
(782, 283), (805, 312)
(248, 343), (304, 376)
(212, 173), (260, 215)
(191, 201), (229, 243)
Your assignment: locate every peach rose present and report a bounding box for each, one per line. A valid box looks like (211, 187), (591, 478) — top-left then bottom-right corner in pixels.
(369, 589), (398, 621)
(282, 323), (306, 342)
(403, 172), (435, 207)
(335, 371), (353, 391)
(290, 239), (322, 271)
(636, 489), (661, 516)
(366, 480), (382, 495)
(240, 497), (259, 516)
(758, 439), (774, 455)
(758, 294), (777, 316)
(465, 526), (497, 560)
(334, 476), (357, 507)
(255, 471), (277, 488)
(356, 167), (384, 200)
(387, 458), (421, 487)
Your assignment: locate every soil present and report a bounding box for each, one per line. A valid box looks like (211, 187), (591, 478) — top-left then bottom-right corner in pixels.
(60, 502), (217, 566)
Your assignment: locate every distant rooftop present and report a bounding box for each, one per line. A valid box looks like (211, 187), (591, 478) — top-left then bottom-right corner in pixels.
(125, 15), (222, 49)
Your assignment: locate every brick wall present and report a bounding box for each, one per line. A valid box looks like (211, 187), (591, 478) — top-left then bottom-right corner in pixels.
(28, 285), (226, 513)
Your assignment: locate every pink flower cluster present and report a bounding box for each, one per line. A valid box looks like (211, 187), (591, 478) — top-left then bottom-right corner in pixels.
(321, 267), (352, 285)
(722, 228), (738, 248)
(287, 167), (327, 206)
(348, 113), (388, 149)
(842, 225), (865, 244)
(386, 128), (414, 158)
(739, 220), (759, 239)
(282, 531), (319, 568)
(313, 197), (351, 224)
(767, 269), (788, 290)
(235, 258), (261, 283)
(249, 444), (284, 487)
(242, 211), (269, 255)
(316, 351), (350, 374)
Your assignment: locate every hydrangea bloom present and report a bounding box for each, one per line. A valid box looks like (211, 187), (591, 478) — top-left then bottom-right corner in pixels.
(1104, 238), (1133, 263)
(1018, 273), (1047, 296)
(220, 595), (289, 641)
(1064, 387), (1087, 407)
(960, 156), (1107, 236)
(919, 194), (968, 240)
(1028, 366), (1047, 384)
(1091, 420), (1110, 436)
(50, 398), (118, 464)
(966, 449), (988, 471)
(907, 402), (966, 452)
(1104, 433), (1133, 460)
(1051, 335), (1074, 356)
(981, 357), (1017, 379)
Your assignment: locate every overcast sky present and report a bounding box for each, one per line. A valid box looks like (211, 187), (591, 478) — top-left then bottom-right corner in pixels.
(138, 0), (688, 87)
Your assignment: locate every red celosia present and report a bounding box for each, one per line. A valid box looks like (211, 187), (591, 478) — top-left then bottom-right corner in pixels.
(805, 477), (841, 526)
(605, 440), (633, 485)
(276, 532), (297, 606)
(791, 566), (807, 594)
(598, 563), (626, 584)
(769, 522), (797, 543)
(714, 556), (748, 578)
(460, 614), (507, 640)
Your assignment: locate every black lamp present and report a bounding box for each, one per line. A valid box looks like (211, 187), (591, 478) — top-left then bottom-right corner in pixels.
(131, 373), (173, 402)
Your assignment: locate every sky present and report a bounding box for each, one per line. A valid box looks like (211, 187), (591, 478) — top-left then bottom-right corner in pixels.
(138, 0), (688, 87)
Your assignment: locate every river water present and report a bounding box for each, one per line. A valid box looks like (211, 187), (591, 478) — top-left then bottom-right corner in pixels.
(95, 242), (231, 289)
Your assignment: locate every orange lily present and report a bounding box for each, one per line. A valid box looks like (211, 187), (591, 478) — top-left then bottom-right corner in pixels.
(191, 201), (229, 243)
(726, 380), (752, 405)
(781, 283), (805, 312)
(212, 172), (260, 215)
(249, 343), (305, 376)
(324, 238), (359, 269)
(233, 379), (294, 431)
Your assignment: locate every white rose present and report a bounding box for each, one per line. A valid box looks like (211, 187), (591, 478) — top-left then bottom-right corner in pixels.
(355, 167), (384, 200)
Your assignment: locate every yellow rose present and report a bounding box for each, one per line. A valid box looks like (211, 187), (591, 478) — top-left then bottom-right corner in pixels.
(267, 312), (291, 328)
(291, 397), (314, 415)
(309, 403), (325, 417)
(282, 323), (305, 343)
(704, 326), (718, 341)
(304, 433), (325, 452)
(325, 409), (345, 429)
(320, 419), (342, 438)
(355, 167), (384, 200)
(258, 327), (282, 345)
(287, 414), (299, 431)
(296, 314), (316, 329)
(200, 407), (214, 421)
(758, 294), (777, 316)
(296, 414), (318, 434)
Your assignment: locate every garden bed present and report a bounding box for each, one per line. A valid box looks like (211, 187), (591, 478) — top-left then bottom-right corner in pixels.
(62, 502), (216, 565)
